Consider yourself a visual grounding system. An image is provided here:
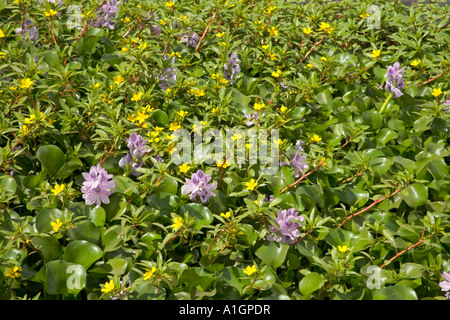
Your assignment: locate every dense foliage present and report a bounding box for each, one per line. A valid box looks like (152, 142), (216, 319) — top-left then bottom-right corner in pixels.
(0, 0), (449, 300)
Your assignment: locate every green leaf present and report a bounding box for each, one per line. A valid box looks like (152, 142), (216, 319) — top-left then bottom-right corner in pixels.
(362, 111), (382, 131)
(255, 242), (289, 269)
(180, 203), (213, 231)
(400, 183), (428, 208)
(372, 284), (418, 300)
(44, 260), (86, 296)
(299, 272), (323, 296)
(63, 240), (103, 269)
(37, 145), (65, 178)
(35, 208), (64, 233)
(150, 110), (169, 126)
(68, 220), (100, 244)
(0, 176), (17, 194)
(31, 235), (63, 262)
(56, 157), (83, 179)
(317, 88), (332, 105)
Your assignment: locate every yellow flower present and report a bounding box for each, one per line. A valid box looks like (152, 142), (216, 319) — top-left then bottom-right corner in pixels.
(306, 63), (313, 68)
(271, 70), (281, 78)
(44, 9), (58, 17)
(370, 49), (381, 58)
(360, 12), (370, 18)
(114, 75), (124, 85)
(135, 111), (149, 124)
(217, 160), (230, 168)
(337, 245), (349, 253)
(168, 51), (181, 58)
(143, 267), (157, 280)
(177, 110), (188, 117)
(232, 133), (242, 141)
(318, 22), (333, 34)
(179, 163), (191, 173)
(211, 73), (220, 80)
(0, 29), (5, 38)
(268, 52), (277, 61)
(245, 179), (258, 191)
(20, 78), (34, 89)
(211, 107), (218, 113)
(5, 266), (22, 279)
(0, 51), (6, 59)
(216, 32), (226, 38)
(243, 265), (257, 276)
(261, 44), (269, 50)
(280, 105), (287, 113)
(101, 280), (115, 293)
(169, 122), (181, 131)
(220, 211), (231, 219)
(131, 91), (143, 101)
(254, 102), (265, 111)
(51, 184), (65, 196)
(51, 219), (63, 232)
(410, 59), (421, 67)
(303, 27), (313, 35)
(219, 77), (228, 85)
(218, 42), (228, 47)
(310, 134), (322, 142)
(171, 217), (183, 231)
(432, 88), (442, 97)
(165, 1), (175, 8)
(321, 56), (328, 62)
(267, 27), (278, 36)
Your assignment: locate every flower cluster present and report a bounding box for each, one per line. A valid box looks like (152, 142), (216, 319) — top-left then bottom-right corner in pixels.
(159, 56), (177, 91)
(119, 132), (151, 176)
(385, 61), (406, 98)
(267, 208), (304, 244)
(244, 112), (259, 127)
(289, 152), (309, 178)
(224, 52), (241, 82)
(81, 163), (115, 208)
(93, 0), (121, 30)
(439, 271), (450, 300)
(15, 19), (39, 42)
(182, 28), (199, 48)
(181, 169), (217, 204)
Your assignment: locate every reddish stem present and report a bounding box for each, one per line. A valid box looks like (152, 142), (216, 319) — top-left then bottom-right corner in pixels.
(380, 229), (425, 268)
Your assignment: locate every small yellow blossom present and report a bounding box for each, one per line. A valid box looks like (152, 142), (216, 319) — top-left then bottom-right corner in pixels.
(272, 70), (281, 78)
(168, 51), (181, 58)
(306, 63), (313, 68)
(0, 52), (6, 59)
(280, 105), (287, 113)
(121, 17), (131, 23)
(171, 217), (183, 231)
(114, 75), (124, 85)
(189, 88), (205, 97)
(360, 12), (370, 18)
(262, 44), (269, 50)
(101, 280), (115, 293)
(165, 1), (175, 8)
(0, 29), (5, 38)
(337, 245), (349, 253)
(268, 52), (276, 61)
(216, 32), (226, 38)
(220, 211), (231, 219)
(243, 265), (257, 276)
(232, 133), (243, 141)
(432, 88), (442, 97)
(370, 49), (381, 58)
(131, 91), (143, 102)
(321, 56), (328, 62)
(177, 110), (188, 117)
(318, 22), (333, 34)
(51, 184), (65, 196)
(254, 102), (265, 111)
(410, 59), (421, 67)
(143, 267), (157, 280)
(310, 134), (322, 142)
(211, 107), (218, 113)
(169, 122), (181, 131)
(179, 163), (191, 173)
(303, 27), (313, 35)
(245, 179), (258, 191)
(217, 160), (230, 168)
(219, 77), (228, 85)
(44, 9), (58, 17)
(267, 27), (278, 36)
(51, 219), (63, 232)
(20, 78), (34, 89)
(211, 73), (220, 80)
(135, 111), (149, 124)
(218, 42), (228, 47)
(5, 266), (22, 279)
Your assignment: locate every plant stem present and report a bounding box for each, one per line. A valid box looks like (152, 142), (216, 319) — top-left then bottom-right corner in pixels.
(380, 229), (425, 268)
(379, 92), (394, 114)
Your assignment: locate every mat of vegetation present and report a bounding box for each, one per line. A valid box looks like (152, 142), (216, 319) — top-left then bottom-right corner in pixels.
(0, 0), (449, 300)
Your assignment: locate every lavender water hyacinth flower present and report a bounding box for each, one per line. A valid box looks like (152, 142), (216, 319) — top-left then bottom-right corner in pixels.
(81, 163), (115, 208)
(244, 112), (259, 127)
(290, 151), (309, 178)
(119, 132), (150, 176)
(439, 271), (450, 300)
(181, 170), (217, 204)
(93, 0), (121, 30)
(15, 19), (39, 42)
(267, 208), (304, 244)
(385, 61), (406, 98)
(224, 52), (241, 82)
(181, 28), (199, 48)
(159, 56), (177, 91)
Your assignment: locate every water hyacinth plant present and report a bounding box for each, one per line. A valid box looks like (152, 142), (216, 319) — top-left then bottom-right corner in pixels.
(0, 0), (449, 303)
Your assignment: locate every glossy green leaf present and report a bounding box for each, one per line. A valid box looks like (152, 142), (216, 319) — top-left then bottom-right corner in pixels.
(255, 242), (289, 270)
(63, 240), (103, 269)
(299, 272), (323, 296)
(37, 145), (65, 177)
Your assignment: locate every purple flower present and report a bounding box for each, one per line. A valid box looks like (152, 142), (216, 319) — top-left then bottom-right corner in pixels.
(295, 140), (304, 152)
(119, 132), (150, 176)
(181, 28), (199, 48)
(93, 0), (121, 30)
(290, 152), (309, 178)
(81, 163), (115, 208)
(159, 56), (177, 91)
(181, 169), (217, 204)
(267, 208), (304, 244)
(439, 271), (450, 300)
(244, 112), (259, 127)
(224, 52), (241, 82)
(385, 62), (406, 98)
(15, 19), (39, 42)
